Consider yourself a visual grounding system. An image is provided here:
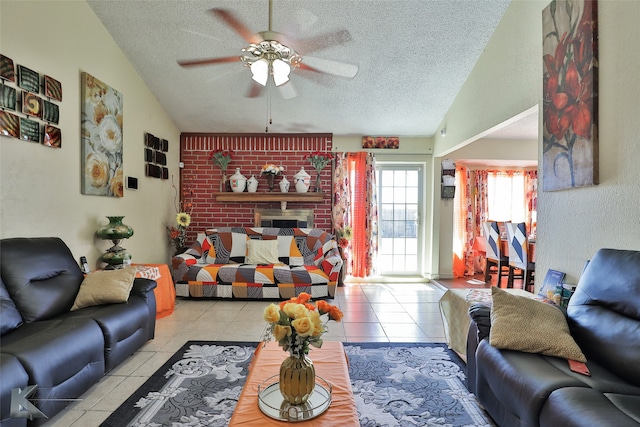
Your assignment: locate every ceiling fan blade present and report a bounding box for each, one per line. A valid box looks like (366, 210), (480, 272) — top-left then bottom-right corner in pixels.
(294, 29), (352, 55)
(277, 81), (297, 100)
(299, 56), (358, 79)
(246, 83), (264, 98)
(211, 8), (263, 44)
(178, 56), (241, 68)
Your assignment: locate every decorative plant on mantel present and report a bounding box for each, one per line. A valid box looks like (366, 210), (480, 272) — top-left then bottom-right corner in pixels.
(209, 149), (234, 191)
(305, 151), (333, 192)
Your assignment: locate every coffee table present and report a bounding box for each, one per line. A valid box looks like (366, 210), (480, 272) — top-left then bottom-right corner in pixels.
(229, 341), (359, 426)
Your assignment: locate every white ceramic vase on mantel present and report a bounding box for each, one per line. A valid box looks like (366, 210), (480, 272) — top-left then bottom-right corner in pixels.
(230, 168), (247, 193)
(247, 175), (258, 192)
(279, 176), (290, 192)
(294, 167), (311, 193)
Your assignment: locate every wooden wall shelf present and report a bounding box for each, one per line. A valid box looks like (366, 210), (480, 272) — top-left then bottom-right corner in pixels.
(214, 192), (324, 209)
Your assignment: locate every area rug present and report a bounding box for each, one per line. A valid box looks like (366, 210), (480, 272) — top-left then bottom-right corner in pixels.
(101, 341), (494, 427)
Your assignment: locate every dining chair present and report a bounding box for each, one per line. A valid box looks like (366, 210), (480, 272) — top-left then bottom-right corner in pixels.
(505, 222), (535, 291)
(483, 221), (510, 286)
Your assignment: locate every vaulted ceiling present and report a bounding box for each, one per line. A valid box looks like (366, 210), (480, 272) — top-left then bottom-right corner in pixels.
(87, 0), (526, 138)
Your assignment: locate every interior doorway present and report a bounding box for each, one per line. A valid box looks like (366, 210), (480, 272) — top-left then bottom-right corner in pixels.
(376, 165), (424, 276)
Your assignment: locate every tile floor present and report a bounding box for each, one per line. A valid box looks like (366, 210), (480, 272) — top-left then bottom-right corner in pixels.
(46, 281), (447, 426)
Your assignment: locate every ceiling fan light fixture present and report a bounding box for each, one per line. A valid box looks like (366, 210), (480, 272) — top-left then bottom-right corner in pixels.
(272, 58), (290, 86)
(250, 58), (269, 86)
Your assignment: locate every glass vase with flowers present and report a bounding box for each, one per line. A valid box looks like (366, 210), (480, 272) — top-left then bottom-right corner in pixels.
(166, 176), (193, 255)
(305, 152), (333, 192)
(263, 292), (343, 405)
(209, 149), (234, 192)
(260, 163), (284, 191)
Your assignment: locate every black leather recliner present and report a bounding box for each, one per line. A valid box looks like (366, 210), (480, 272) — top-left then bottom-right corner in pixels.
(0, 237), (157, 426)
(467, 248), (640, 427)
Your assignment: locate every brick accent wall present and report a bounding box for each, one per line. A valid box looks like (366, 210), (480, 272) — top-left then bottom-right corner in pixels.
(180, 133), (334, 242)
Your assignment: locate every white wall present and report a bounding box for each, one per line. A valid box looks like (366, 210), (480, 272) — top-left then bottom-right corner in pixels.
(0, 1), (181, 269)
(433, 0), (640, 285)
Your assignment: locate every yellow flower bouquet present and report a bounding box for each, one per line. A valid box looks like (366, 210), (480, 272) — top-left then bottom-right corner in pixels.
(263, 292), (343, 357)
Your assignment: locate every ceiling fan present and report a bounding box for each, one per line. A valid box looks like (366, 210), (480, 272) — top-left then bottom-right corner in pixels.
(177, 0), (358, 99)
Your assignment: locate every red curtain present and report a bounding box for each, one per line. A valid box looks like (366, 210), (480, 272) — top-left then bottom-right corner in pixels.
(333, 152), (378, 278)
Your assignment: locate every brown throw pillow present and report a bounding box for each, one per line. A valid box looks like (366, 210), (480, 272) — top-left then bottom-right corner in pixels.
(489, 286), (586, 362)
(71, 267), (136, 311)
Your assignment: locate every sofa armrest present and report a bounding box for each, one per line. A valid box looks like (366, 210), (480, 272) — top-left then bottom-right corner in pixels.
(469, 303), (492, 341)
(171, 253), (199, 282)
(131, 278), (157, 297)
(319, 242), (343, 282)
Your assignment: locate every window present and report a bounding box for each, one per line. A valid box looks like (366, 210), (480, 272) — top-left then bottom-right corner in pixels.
(487, 171), (526, 223)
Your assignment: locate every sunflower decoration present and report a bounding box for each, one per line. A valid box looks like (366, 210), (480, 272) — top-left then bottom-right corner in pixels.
(336, 225), (353, 249)
(167, 176), (194, 252)
(176, 212), (191, 228)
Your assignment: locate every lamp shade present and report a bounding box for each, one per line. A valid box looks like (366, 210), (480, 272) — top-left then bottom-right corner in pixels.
(250, 58), (269, 86)
(272, 59), (291, 86)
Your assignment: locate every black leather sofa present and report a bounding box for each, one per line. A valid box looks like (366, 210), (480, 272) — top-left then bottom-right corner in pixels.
(0, 237), (157, 426)
(467, 248), (640, 427)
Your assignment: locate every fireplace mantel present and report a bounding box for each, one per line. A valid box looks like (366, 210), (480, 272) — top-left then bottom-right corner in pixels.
(214, 192), (324, 209)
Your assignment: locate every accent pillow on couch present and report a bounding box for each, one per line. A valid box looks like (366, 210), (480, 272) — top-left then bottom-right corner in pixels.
(489, 286), (586, 362)
(71, 267), (136, 311)
(246, 240), (280, 264)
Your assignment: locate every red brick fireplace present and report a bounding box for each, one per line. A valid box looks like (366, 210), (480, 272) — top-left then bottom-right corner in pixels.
(179, 133), (333, 241)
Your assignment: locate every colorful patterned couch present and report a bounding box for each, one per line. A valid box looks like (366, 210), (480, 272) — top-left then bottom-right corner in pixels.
(171, 227), (342, 299)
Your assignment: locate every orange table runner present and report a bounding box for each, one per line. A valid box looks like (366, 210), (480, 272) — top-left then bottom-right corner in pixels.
(229, 341), (359, 426)
(133, 264), (175, 319)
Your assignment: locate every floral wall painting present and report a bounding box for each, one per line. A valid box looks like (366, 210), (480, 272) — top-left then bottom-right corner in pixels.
(362, 136), (399, 149)
(542, 0), (598, 191)
(81, 72), (124, 197)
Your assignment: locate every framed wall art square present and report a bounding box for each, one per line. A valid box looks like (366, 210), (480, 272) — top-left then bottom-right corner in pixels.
(0, 54), (15, 82)
(0, 110), (20, 138)
(19, 117), (39, 142)
(0, 85), (16, 110)
(43, 125), (61, 148)
(17, 65), (39, 93)
(21, 92), (42, 118)
(42, 99), (59, 123)
(44, 75), (62, 101)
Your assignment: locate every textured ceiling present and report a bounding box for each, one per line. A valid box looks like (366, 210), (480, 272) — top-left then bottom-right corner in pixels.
(87, 0), (515, 137)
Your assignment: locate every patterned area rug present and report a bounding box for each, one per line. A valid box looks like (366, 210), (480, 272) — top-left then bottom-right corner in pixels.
(101, 341), (494, 427)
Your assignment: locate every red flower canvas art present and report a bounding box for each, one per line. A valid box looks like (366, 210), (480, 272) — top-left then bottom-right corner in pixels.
(542, 0), (598, 191)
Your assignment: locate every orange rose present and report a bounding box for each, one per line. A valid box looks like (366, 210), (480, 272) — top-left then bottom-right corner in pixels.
(316, 300), (331, 315)
(328, 306), (344, 322)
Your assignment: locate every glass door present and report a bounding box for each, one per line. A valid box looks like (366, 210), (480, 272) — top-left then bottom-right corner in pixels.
(376, 166), (423, 275)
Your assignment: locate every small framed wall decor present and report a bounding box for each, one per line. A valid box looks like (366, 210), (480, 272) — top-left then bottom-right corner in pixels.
(0, 85), (17, 110)
(22, 92), (42, 118)
(17, 65), (39, 93)
(19, 117), (39, 142)
(43, 75), (62, 101)
(144, 132), (169, 180)
(362, 136), (399, 149)
(0, 54), (15, 82)
(42, 100), (59, 124)
(43, 125), (61, 148)
(0, 110), (20, 138)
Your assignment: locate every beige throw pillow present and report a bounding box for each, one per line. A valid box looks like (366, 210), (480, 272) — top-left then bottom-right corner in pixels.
(71, 267), (136, 311)
(489, 286), (586, 362)
(246, 239), (280, 264)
